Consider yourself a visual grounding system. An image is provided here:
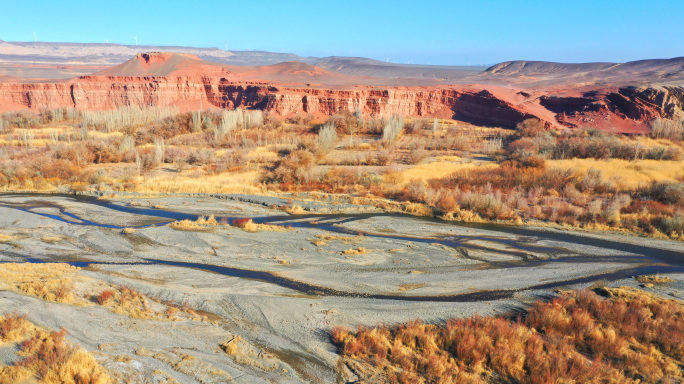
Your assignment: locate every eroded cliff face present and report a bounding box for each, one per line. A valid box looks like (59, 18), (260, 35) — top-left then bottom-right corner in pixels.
(540, 85), (684, 133)
(0, 76), (681, 132)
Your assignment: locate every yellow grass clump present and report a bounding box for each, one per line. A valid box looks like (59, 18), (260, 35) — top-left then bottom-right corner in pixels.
(342, 247), (367, 255)
(169, 215), (222, 231)
(636, 274), (675, 284)
(169, 219), (205, 231)
(0, 234), (13, 243)
(231, 218), (286, 233)
(0, 263), (81, 304)
(0, 313), (36, 345)
(93, 287), (201, 321)
(281, 204), (306, 215)
(95, 286), (157, 320)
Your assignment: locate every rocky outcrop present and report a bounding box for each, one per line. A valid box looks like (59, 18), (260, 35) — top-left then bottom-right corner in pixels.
(539, 86), (684, 132)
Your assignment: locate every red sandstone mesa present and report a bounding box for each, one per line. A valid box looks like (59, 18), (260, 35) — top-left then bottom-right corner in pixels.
(0, 52), (682, 132)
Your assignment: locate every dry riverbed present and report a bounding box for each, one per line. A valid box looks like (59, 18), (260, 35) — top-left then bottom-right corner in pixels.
(0, 192), (682, 383)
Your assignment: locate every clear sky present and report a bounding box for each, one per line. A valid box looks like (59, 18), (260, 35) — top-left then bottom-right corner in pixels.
(2, 0), (682, 65)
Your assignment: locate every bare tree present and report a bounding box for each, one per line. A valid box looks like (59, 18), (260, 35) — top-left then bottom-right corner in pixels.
(383, 114), (404, 143)
(318, 121), (337, 152)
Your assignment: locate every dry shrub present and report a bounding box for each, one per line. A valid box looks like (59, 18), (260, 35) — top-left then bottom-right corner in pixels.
(196, 214), (219, 225)
(0, 313), (34, 344)
(402, 202), (434, 217)
(120, 228), (136, 235)
(90, 286), (197, 321)
(168, 219), (207, 231)
(231, 218), (285, 232)
(635, 275), (675, 284)
(333, 288), (684, 383)
(342, 247), (367, 255)
(18, 281), (74, 303)
(281, 204), (306, 215)
(168, 215), (220, 231)
(95, 290), (116, 305)
(271, 150), (316, 184)
(98, 286), (154, 319)
(0, 320), (110, 384)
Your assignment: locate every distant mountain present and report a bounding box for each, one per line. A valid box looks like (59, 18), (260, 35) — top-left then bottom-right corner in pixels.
(313, 56), (485, 79)
(484, 61), (617, 76)
(482, 57), (684, 85)
(2, 41), (317, 66)
(0, 41), (485, 80)
(1, 41), (683, 87)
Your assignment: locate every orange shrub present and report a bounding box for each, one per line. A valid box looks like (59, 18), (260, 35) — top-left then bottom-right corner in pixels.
(333, 288), (684, 383)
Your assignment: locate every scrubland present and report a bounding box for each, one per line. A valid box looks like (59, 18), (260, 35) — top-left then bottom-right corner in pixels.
(333, 286), (684, 383)
(0, 107), (683, 239)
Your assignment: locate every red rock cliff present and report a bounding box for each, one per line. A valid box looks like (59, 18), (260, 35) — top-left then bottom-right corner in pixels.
(0, 76), (681, 131)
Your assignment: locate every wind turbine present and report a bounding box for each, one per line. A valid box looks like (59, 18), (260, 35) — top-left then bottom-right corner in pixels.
(33, 32), (36, 42)
(132, 36), (138, 46)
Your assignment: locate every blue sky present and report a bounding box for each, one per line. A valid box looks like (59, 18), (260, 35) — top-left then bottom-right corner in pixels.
(2, 0), (682, 65)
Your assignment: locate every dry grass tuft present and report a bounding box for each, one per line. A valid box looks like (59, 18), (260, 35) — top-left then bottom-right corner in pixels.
(0, 313), (35, 345)
(281, 204), (306, 215)
(41, 236), (62, 243)
(93, 286), (158, 320)
(342, 247), (367, 255)
(168, 215), (221, 231)
(196, 215), (219, 226)
(168, 219), (205, 231)
(0, 234), (13, 243)
(91, 287), (199, 321)
(333, 287), (684, 383)
(0, 263), (80, 304)
(397, 283), (427, 292)
(120, 228), (136, 235)
(231, 218), (286, 232)
(315, 234), (357, 243)
(635, 274), (675, 284)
